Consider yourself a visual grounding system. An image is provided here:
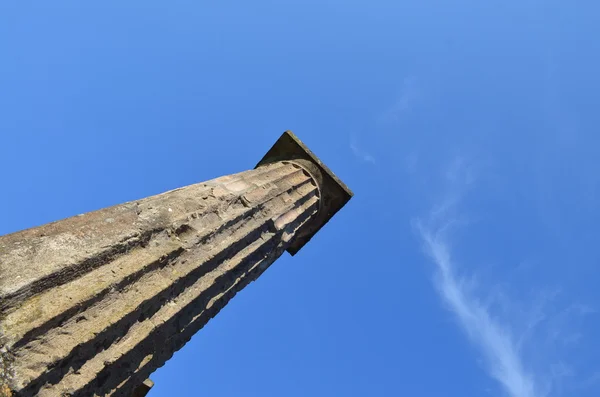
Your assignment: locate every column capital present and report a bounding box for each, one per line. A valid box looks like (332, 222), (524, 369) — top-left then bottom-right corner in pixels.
(256, 131), (353, 255)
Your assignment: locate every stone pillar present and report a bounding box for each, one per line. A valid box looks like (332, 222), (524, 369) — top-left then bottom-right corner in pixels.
(0, 132), (352, 397)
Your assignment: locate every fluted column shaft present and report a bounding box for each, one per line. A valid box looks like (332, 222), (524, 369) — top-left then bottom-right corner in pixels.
(0, 160), (321, 396)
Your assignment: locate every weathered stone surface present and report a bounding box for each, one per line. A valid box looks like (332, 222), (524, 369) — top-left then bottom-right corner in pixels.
(0, 132), (352, 396)
(130, 379), (153, 397)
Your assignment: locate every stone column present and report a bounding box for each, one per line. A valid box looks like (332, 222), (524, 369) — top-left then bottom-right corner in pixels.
(0, 132), (352, 397)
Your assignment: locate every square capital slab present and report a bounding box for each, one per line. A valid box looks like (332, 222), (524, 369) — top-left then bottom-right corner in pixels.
(256, 131), (353, 255)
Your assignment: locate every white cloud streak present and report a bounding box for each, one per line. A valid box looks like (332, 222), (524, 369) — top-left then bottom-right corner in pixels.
(414, 156), (546, 397)
(350, 137), (376, 164)
(417, 221), (541, 397)
(412, 153), (597, 397)
(379, 76), (419, 123)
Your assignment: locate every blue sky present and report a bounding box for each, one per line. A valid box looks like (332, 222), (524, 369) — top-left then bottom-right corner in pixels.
(1, 1), (599, 396)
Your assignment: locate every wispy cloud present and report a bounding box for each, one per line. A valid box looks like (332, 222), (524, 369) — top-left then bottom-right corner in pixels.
(414, 158), (545, 397)
(379, 76), (419, 123)
(350, 136), (376, 164)
(413, 157), (596, 397)
(417, 220), (541, 397)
